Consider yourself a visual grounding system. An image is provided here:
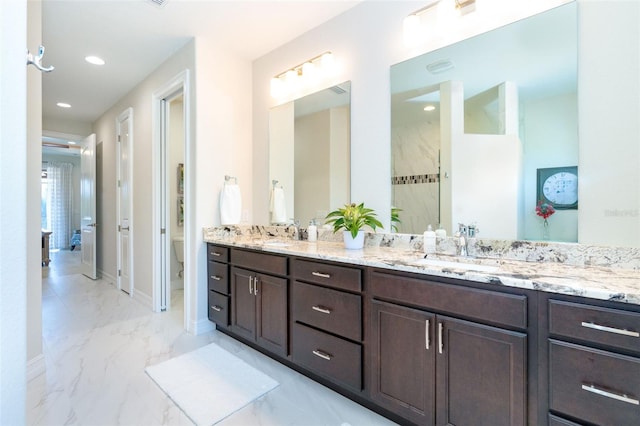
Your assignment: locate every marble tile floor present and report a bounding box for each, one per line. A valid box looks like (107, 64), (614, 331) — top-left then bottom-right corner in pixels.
(30, 249), (397, 425)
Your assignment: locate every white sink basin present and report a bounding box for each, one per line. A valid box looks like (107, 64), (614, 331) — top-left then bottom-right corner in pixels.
(411, 258), (499, 273)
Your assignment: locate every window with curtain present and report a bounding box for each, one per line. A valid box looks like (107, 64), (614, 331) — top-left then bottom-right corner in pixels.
(45, 162), (74, 250)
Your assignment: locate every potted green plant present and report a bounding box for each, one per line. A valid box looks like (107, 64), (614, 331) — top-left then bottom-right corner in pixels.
(325, 202), (383, 249)
(390, 206), (402, 233)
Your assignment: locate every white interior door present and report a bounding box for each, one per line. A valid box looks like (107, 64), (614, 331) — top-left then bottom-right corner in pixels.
(117, 109), (133, 294)
(80, 133), (97, 279)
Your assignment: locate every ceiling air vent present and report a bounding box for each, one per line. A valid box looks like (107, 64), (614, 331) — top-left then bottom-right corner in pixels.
(329, 85), (347, 95)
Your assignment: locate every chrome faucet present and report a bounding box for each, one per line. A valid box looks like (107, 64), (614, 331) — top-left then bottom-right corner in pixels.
(291, 219), (301, 240)
(455, 223), (468, 257)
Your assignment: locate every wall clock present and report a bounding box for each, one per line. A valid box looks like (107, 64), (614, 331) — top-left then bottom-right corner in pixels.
(536, 166), (578, 210)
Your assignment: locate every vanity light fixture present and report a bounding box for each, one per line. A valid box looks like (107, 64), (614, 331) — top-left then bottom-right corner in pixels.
(403, 0), (476, 46)
(270, 51), (337, 99)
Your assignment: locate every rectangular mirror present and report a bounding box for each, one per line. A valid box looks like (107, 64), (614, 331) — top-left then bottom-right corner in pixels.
(391, 3), (578, 242)
(269, 81), (351, 226)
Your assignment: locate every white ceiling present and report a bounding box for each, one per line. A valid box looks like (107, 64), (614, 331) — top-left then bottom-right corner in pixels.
(41, 0), (363, 128)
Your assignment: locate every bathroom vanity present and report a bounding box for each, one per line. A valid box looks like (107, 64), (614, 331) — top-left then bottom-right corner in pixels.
(204, 233), (640, 426)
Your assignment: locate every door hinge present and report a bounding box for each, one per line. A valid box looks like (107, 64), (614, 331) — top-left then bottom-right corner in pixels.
(117, 180), (121, 188)
(118, 269), (121, 277)
(117, 135), (121, 142)
(118, 225), (121, 232)
(161, 228), (166, 234)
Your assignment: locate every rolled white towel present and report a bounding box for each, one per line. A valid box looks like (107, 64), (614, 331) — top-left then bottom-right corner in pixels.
(270, 187), (287, 224)
(220, 183), (242, 225)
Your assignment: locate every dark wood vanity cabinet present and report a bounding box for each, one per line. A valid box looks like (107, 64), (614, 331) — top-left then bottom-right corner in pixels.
(230, 249), (288, 357)
(544, 296), (640, 426)
(290, 258), (364, 392)
(207, 244), (230, 327)
(369, 270), (528, 426)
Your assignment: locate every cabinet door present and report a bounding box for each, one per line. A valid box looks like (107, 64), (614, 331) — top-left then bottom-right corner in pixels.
(256, 273), (288, 357)
(436, 316), (527, 426)
(231, 267), (256, 341)
(370, 300), (436, 425)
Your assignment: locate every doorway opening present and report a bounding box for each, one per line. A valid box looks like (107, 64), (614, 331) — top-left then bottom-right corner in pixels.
(152, 70), (190, 330)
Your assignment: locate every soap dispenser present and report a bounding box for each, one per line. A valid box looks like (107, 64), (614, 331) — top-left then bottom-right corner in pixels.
(307, 220), (317, 242)
(435, 223), (447, 239)
(423, 224), (436, 254)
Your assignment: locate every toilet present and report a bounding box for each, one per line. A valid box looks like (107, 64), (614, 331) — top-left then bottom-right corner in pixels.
(173, 235), (184, 277)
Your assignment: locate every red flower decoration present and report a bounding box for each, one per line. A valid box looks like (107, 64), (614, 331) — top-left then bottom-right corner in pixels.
(536, 200), (555, 219)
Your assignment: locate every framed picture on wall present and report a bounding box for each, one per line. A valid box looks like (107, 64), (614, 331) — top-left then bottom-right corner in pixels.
(536, 166), (578, 210)
(177, 163), (184, 195)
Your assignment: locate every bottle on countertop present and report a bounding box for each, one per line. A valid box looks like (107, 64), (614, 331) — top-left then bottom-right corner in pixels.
(435, 223), (447, 239)
(423, 224), (436, 254)
(307, 220), (317, 242)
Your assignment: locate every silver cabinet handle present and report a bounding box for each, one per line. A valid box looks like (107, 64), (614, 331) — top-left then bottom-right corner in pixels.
(254, 278), (259, 295)
(210, 275), (222, 281)
(312, 271), (331, 278)
(312, 305), (331, 314)
(582, 384), (639, 405)
(211, 305), (222, 312)
(581, 321), (640, 338)
(312, 350), (332, 361)
(249, 276), (254, 294)
(211, 252), (221, 257)
(438, 322), (443, 354)
(425, 319), (430, 350)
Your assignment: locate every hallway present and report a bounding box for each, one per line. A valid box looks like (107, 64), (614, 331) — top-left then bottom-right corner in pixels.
(28, 250), (395, 425)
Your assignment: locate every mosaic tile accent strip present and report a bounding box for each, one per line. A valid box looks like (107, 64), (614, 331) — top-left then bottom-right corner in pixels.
(392, 174), (440, 185)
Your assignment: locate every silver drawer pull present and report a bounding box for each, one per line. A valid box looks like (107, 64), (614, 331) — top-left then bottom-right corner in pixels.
(210, 275), (222, 281)
(581, 321), (640, 338)
(312, 305), (331, 314)
(211, 305), (222, 312)
(211, 252), (221, 257)
(438, 322), (443, 354)
(312, 350), (332, 361)
(425, 319), (430, 350)
(311, 271), (331, 278)
(582, 384), (639, 406)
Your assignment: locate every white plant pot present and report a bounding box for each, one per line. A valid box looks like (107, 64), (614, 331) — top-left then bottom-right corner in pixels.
(343, 230), (365, 249)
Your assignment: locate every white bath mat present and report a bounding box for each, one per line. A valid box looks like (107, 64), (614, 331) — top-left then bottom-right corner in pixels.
(146, 343), (279, 425)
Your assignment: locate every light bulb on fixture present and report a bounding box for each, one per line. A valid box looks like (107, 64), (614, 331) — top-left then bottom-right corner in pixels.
(270, 51), (337, 99)
(424, 105), (436, 112)
(270, 76), (285, 98)
(320, 52), (336, 75)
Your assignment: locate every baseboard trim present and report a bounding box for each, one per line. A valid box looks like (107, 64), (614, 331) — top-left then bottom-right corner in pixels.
(97, 268), (117, 284)
(27, 353), (45, 381)
(189, 317), (215, 335)
(133, 290), (153, 310)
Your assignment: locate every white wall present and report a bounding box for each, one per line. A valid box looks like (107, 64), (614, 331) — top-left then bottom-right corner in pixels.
(27, 0), (45, 383)
(1, 0), (27, 422)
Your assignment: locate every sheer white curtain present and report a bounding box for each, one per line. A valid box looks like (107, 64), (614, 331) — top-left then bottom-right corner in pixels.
(46, 162), (74, 249)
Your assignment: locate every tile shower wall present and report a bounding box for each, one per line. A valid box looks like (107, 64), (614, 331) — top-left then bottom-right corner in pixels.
(391, 116), (440, 234)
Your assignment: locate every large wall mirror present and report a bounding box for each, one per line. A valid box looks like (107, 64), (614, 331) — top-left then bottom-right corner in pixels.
(391, 3), (578, 242)
(269, 81), (351, 226)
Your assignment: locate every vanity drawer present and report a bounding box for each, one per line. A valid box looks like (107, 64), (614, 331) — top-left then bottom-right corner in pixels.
(207, 261), (229, 294)
(292, 281), (361, 341)
(207, 244), (229, 263)
(231, 248), (287, 276)
(292, 259), (362, 292)
(549, 340), (640, 426)
(548, 414), (584, 426)
(292, 322), (362, 390)
(549, 300), (640, 354)
(208, 291), (230, 326)
(370, 270), (527, 329)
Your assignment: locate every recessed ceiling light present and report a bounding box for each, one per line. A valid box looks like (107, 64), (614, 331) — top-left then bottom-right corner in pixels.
(56, 102), (71, 108)
(424, 105), (436, 112)
(85, 56), (105, 65)
(68, 141), (77, 145)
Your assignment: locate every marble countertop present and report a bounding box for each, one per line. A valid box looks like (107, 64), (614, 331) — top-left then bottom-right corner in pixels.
(203, 235), (640, 306)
